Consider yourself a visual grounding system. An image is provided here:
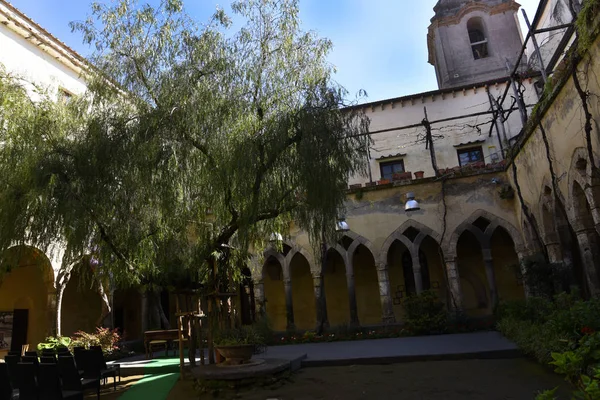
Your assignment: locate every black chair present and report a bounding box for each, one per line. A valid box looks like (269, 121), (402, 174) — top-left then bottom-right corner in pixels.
(3, 355), (20, 390)
(6, 351), (19, 357)
(40, 356), (56, 364)
(57, 356), (100, 400)
(16, 362), (38, 400)
(79, 350), (115, 391)
(21, 355), (38, 366)
(57, 347), (71, 356)
(38, 362), (83, 400)
(41, 349), (56, 357)
(24, 352), (37, 358)
(89, 346), (120, 387)
(0, 363), (17, 400)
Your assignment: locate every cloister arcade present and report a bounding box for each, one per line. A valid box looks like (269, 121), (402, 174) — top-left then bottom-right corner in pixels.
(254, 212), (529, 330)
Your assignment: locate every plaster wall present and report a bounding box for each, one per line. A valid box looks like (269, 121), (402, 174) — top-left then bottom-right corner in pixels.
(0, 25), (87, 98)
(510, 35), (600, 231)
(348, 80), (538, 186)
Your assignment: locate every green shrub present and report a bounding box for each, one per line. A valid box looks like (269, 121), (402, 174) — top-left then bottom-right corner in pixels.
(252, 316), (274, 345)
(402, 290), (447, 335)
(71, 327), (121, 355)
(214, 325), (264, 346)
(37, 336), (72, 353)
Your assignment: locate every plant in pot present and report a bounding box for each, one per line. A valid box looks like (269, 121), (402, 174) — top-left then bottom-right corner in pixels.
(37, 336), (72, 353)
(214, 326), (262, 365)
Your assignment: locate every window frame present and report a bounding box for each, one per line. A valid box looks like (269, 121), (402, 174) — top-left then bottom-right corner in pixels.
(379, 159), (405, 180)
(457, 146), (484, 167)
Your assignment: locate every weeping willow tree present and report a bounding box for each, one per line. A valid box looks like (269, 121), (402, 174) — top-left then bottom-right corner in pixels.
(0, 0), (370, 356)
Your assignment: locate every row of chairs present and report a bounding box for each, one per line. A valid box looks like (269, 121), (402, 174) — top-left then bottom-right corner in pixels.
(2, 347), (120, 400)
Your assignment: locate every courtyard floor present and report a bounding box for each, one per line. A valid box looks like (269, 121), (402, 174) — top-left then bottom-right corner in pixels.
(99, 332), (571, 399)
(168, 359), (572, 400)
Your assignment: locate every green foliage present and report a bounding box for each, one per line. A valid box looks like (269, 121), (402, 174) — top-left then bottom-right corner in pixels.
(536, 332), (600, 399)
(214, 325), (264, 346)
(497, 292), (600, 365)
(71, 327), (121, 355)
(0, 0), (371, 291)
(402, 290), (447, 335)
(252, 316), (274, 346)
(575, 0), (600, 56)
(37, 336), (72, 352)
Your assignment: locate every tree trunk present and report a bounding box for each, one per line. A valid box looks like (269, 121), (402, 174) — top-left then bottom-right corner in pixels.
(95, 279), (112, 327)
(55, 284), (66, 336)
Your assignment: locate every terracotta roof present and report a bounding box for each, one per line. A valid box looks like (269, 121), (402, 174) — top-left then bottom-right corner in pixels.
(0, 0), (90, 74)
(375, 153), (407, 160)
(454, 139), (486, 147)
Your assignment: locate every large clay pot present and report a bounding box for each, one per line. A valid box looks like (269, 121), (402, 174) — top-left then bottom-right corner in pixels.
(215, 344), (254, 365)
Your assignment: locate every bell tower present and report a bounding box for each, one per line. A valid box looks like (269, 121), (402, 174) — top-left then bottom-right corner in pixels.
(427, 0), (524, 89)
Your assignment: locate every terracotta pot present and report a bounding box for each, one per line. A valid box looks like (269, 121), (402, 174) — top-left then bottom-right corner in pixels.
(377, 179), (391, 185)
(414, 171), (425, 179)
(215, 344), (254, 365)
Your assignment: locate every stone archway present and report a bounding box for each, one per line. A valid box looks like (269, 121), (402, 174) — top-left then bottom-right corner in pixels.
(289, 252), (316, 330)
(379, 221), (448, 321)
(0, 246), (55, 350)
(445, 210), (527, 313)
(352, 243), (381, 326)
(262, 254), (287, 331)
(323, 247), (349, 327)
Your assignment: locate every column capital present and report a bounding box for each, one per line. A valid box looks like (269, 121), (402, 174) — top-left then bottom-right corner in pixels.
(376, 262), (388, 272)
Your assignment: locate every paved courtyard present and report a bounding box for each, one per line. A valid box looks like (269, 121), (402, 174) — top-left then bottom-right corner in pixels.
(168, 359), (572, 400)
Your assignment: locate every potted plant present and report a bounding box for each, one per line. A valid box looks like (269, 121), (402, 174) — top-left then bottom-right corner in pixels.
(214, 326), (262, 365)
(414, 171), (425, 179)
(377, 178), (391, 185)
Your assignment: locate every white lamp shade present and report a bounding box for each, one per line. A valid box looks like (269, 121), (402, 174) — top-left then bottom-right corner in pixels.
(269, 232), (283, 242)
(336, 220), (350, 232)
(405, 199), (420, 211)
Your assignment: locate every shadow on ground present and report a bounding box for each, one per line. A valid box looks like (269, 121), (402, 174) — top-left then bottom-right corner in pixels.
(167, 359), (573, 400)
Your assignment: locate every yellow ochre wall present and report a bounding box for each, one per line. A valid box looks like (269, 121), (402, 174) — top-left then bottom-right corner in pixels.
(0, 247), (53, 348)
(263, 262), (286, 331)
(290, 254), (316, 330)
(61, 272), (103, 337)
(324, 251), (350, 327)
(353, 245), (381, 325)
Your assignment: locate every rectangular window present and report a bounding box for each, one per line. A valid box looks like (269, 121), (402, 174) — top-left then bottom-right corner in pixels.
(58, 88), (74, 104)
(457, 146), (483, 167)
(380, 160), (405, 180)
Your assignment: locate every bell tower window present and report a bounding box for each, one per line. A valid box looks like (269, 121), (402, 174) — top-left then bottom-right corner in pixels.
(467, 18), (489, 60)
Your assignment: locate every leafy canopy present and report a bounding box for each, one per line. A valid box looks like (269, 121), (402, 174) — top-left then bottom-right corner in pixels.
(0, 0), (370, 288)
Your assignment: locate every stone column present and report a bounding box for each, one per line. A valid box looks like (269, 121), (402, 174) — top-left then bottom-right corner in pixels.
(344, 255), (360, 327)
(482, 248), (499, 309)
(253, 280), (265, 318)
(312, 273), (329, 331)
(376, 262), (395, 324)
(516, 252), (533, 299)
(412, 254), (424, 295)
(283, 278), (295, 330)
(575, 230), (600, 296)
(444, 258), (463, 311)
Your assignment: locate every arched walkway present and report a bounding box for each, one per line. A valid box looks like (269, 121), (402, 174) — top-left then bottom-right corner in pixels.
(262, 255), (286, 331)
(353, 244), (381, 326)
(447, 210), (527, 314)
(290, 252), (316, 330)
(380, 221), (447, 322)
(61, 269), (103, 337)
(324, 248), (349, 327)
(0, 246), (55, 352)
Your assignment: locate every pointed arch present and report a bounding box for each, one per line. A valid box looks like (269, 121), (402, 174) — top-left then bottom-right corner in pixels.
(444, 209), (525, 257)
(284, 244), (316, 275)
(343, 231), (377, 267)
(379, 220), (442, 266)
(262, 247), (286, 280)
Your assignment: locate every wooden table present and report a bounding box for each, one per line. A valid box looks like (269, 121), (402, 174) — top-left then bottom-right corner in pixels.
(144, 329), (179, 359)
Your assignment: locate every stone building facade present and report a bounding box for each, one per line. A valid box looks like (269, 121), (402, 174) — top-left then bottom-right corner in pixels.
(0, 0), (597, 349)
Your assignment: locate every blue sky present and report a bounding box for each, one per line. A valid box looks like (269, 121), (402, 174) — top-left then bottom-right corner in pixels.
(10, 0), (540, 102)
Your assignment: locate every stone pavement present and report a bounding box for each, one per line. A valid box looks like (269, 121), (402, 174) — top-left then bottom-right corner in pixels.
(262, 331), (520, 366)
(110, 331), (520, 374)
